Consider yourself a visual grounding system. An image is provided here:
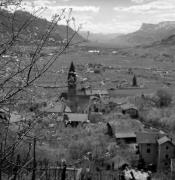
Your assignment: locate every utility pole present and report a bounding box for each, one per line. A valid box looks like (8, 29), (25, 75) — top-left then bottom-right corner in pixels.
(32, 137), (36, 180)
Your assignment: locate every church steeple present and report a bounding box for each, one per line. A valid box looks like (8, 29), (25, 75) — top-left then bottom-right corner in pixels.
(68, 62), (76, 95)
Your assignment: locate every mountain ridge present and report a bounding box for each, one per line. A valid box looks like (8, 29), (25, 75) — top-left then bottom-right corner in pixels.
(0, 9), (84, 46)
(114, 21), (175, 46)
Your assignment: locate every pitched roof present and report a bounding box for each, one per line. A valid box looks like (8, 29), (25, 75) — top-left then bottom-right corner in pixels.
(67, 95), (90, 113)
(10, 112), (34, 123)
(85, 89), (109, 96)
(115, 132), (136, 139)
(121, 103), (138, 110)
(157, 136), (173, 145)
(40, 102), (71, 113)
(105, 155), (129, 168)
(64, 113), (89, 122)
(136, 132), (165, 144)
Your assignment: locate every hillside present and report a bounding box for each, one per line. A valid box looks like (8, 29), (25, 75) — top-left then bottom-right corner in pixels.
(114, 21), (175, 46)
(159, 34), (175, 45)
(0, 9), (84, 45)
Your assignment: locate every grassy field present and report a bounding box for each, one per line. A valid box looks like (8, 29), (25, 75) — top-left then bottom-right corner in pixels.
(20, 43), (175, 99)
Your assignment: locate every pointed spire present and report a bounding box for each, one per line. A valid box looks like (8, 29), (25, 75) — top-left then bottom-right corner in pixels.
(69, 61), (75, 73)
(68, 61), (76, 81)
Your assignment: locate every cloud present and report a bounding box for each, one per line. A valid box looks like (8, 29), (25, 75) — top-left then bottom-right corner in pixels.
(23, 0), (100, 13)
(131, 0), (154, 4)
(114, 0), (175, 13)
(53, 6), (100, 12)
(111, 0), (175, 33)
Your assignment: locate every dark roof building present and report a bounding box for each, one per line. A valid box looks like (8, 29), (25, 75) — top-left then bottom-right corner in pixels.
(121, 103), (138, 118)
(115, 132), (137, 144)
(136, 131), (165, 144)
(136, 131), (175, 171)
(64, 113), (89, 122)
(63, 113), (89, 127)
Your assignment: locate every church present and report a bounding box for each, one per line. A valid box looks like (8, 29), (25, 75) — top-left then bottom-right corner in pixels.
(60, 62), (91, 113)
(60, 62), (109, 114)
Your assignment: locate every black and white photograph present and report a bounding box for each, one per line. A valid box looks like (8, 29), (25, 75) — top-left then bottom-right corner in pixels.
(0, 0), (175, 179)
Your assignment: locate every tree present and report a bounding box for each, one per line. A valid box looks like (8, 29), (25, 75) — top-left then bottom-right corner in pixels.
(156, 89), (172, 107)
(132, 74), (137, 87)
(0, 1), (82, 178)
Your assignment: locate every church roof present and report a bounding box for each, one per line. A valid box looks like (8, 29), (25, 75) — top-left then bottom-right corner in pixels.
(85, 89), (109, 96)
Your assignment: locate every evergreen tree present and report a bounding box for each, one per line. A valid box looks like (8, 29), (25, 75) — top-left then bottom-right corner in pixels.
(132, 75), (137, 87)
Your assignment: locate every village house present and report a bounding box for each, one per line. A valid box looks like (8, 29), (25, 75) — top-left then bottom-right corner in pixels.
(136, 131), (175, 171)
(121, 103), (139, 118)
(39, 101), (71, 115)
(115, 132), (137, 144)
(63, 113), (89, 127)
(157, 136), (175, 170)
(103, 155), (129, 171)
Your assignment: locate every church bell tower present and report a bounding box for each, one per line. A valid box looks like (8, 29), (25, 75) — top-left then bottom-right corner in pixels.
(68, 62), (76, 96)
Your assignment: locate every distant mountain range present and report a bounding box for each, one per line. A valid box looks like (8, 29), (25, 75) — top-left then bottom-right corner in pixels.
(0, 9), (84, 45)
(114, 21), (175, 46)
(1, 9), (175, 48)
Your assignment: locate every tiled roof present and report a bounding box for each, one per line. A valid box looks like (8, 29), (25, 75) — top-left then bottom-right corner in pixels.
(40, 102), (71, 113)
(121, 103), (138, 110)
(136, 132), (165, 144)
(64, 113), (89, 122)
(115, 132), (136, 139)
(157, 136), (172, 145)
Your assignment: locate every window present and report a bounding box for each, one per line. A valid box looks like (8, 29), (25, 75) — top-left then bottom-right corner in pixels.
(147, 144), (151, 146)
(165, 154), (169, 159)
(147, 148), (151, 153)
(166, 146), (169, 150)
(165, 162), (168, 166)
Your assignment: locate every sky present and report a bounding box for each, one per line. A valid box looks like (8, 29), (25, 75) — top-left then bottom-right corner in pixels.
(18, 0), (175, 34)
